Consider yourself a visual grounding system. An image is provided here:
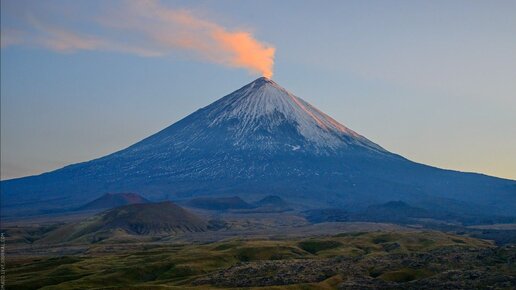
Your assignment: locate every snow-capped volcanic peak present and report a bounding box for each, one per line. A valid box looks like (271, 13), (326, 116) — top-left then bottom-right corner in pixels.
(4, 76), (515, 219)
(207, 77), (384, 151)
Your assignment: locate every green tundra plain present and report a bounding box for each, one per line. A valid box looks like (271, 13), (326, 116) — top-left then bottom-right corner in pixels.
(6, 228), (516, 289)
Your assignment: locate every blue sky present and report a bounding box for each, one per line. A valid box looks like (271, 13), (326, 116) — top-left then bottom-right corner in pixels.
(1, 0), (515, 180)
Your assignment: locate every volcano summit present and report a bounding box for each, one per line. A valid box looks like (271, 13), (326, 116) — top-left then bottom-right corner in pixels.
(2, 77), (515, 217)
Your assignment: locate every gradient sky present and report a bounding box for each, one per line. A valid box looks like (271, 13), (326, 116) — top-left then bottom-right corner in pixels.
(1, 0), (515, 180)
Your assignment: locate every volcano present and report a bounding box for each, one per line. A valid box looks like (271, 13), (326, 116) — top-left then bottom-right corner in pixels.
(2, 77), (515, 217)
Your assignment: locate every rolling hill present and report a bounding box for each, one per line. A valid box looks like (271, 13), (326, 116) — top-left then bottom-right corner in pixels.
(38, 202), (209, 243)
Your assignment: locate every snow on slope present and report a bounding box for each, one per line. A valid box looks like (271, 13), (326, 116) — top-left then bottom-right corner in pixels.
(205, 77), (385, 152)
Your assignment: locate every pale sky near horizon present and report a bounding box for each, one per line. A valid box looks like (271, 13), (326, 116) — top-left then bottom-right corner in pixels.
(1, 0), (515, 180)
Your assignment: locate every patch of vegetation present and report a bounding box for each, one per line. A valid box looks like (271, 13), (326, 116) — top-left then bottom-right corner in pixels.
(236, 245), (303, 261)
(298, 240), (343, 254)
(382, 242), (401, 252)
(213, 242), (240, 251)
(379, 268), (433, 282)
(334, 231), (367, 237)
(368, 267), (383, 278)
(452, 238), (466, 244)
(372, 233), (394, 244)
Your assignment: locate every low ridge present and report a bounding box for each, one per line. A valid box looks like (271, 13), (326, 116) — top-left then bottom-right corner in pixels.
(185, 196), (254, 211)
(255, 195), (289, 208)
(77, 192), (150, 211)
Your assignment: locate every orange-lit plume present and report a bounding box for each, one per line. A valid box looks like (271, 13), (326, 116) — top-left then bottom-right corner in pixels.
(213, 31), (275, 78)
(0, 0), (276, 78)
(129, 0), (276, 78)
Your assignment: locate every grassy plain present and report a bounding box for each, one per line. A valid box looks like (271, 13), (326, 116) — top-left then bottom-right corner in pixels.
(7, 230), (515, 289)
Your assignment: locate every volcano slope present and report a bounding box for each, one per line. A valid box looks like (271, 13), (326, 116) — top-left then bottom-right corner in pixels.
(2, 77), (515, 218)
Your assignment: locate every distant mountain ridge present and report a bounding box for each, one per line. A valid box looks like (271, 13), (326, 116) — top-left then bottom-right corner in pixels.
(185, 196), (254, 211)
(78, 193), (150, 211)
(1, 77), (515, 217)
(255, 195), (289, 208)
